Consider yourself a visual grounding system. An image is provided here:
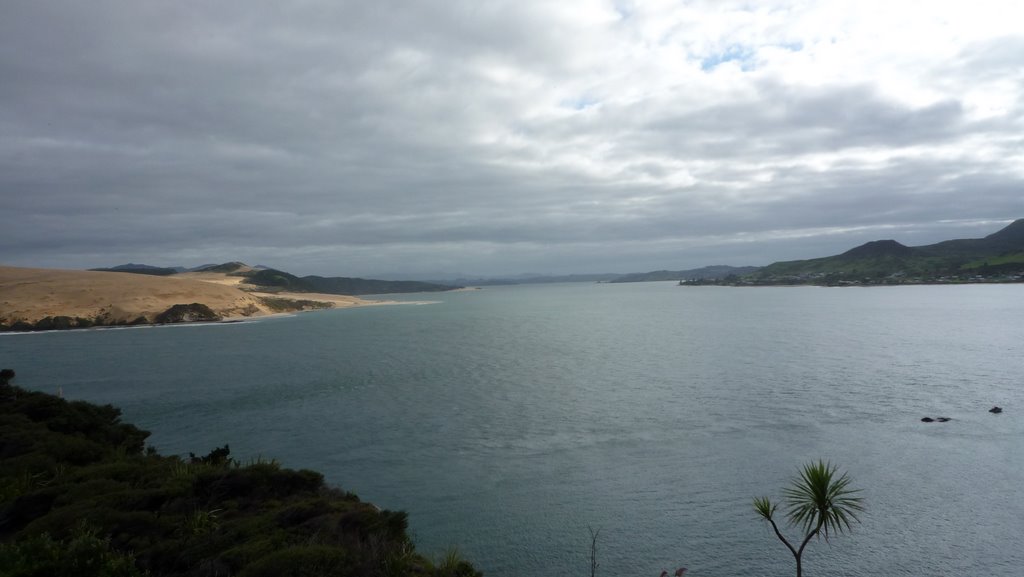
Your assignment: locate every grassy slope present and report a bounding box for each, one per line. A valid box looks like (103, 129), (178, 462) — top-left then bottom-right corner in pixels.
(0, 266), (271, 328)
(0, 376), (479, 577)
(753, 220), (1024, 280)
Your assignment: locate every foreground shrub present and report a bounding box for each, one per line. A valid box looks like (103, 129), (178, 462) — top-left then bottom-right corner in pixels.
(0, 522), (144, 577)
(236, 545), (355, 577)
(0, 377), (479, 577)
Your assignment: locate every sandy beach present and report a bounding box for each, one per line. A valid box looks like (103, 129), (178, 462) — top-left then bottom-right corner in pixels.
(0, 265), (384, 328)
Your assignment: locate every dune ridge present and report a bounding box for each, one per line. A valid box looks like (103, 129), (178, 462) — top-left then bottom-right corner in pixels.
(0, 265), (374, 330)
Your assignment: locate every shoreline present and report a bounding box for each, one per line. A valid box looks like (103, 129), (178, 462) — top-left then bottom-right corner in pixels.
(0, 264), (449, 334)
(0, 296), (441, 335)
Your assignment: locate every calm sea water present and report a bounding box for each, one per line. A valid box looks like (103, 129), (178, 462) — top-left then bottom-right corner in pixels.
(3, 282), (1023, 577)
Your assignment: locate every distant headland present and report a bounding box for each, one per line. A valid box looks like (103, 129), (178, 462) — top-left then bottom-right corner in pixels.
(430, 219), (1024, 288)
(680, 218), (1024, 287)
(5, 219), (1023, 332)
(0, 262), (461, 333)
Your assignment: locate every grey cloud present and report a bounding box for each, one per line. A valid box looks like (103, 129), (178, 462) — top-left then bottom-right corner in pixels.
(955, 35), (1024, 83)
(2, 2), (1023, 277)
(595, 82), (976, 160)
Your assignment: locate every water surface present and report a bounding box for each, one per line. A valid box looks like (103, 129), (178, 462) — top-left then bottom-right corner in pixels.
(3, 283), (1023, 576)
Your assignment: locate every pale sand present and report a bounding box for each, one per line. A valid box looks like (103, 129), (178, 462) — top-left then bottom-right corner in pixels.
(245, 290), (377, 308)
(175, 271), (251, 287)
(0, 265), (390, 326)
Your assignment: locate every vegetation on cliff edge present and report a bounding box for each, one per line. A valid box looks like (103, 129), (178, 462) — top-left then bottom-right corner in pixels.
(0, 370), (480, 577)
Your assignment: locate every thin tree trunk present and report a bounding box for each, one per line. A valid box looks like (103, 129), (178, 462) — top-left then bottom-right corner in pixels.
(588, 526), (600, 577)
(793, 519), (824, 577)
(767, 516), (823, 577)
(766, 518), (798, 560)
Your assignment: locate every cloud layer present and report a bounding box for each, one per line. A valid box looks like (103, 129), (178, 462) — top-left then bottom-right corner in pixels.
(2, 1), (1022, 276)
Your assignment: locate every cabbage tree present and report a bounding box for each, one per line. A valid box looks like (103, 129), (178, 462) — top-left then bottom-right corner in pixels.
(753, 461), (864, 577)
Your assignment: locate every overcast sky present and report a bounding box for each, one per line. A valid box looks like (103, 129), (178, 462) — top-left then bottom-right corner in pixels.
(2, 1), (1022, 278)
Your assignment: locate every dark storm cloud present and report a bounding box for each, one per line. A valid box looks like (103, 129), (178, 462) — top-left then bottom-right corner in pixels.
(2, 1), (1022, 276)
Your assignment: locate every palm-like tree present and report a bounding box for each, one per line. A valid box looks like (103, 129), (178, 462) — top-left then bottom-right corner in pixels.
(753, 461), (864, 577)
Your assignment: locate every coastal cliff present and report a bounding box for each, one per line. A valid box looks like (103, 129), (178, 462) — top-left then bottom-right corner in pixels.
(0, 370), (480, 576)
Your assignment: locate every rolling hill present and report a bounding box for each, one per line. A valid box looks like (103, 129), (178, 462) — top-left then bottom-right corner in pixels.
(747, 219), (1024, 285)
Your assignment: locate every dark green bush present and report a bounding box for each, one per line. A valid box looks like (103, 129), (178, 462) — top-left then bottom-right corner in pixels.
(154, 303), (220, 324)
(189, 444), (232, 466)
(0, 381), (479, 577)
(0, 523), (144, 577)
(193, 464), (324, 503)
(236, 545), (355, 577)
(32, 316), (77, 331)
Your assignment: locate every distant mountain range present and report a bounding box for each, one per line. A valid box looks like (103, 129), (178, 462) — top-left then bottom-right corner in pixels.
(89, 263), (247, 275)
(455, 220), (1024, 287)
(608, 265), (762, 283)
(89, 263), (182, 275)
(239, 266), (460, 295)
(93, 261), (462, 295)
(741, 218), (1024, 285)
(432, 273), (623, 285)
(432, 267), (760, 285)
(91, 219), (1024, 291)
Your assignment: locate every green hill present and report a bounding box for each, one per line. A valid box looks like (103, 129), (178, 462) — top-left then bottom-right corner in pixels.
(194, 262), (250, 274)
(748, 219), (1024, 285)
(242, 269), (461, 295)
(0, 369), (479, 577)
(241, 268), (317, 291)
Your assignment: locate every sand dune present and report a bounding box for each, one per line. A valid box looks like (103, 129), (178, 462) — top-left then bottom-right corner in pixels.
(0, 265), (372, 329)
(175, 270), (388, 307)
(175, 271), (251, 287)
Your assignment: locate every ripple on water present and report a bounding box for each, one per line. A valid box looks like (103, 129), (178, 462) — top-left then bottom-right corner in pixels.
(4, 283), (1024, 576)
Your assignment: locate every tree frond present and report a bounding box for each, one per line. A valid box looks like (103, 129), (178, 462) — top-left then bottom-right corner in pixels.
(782, 460), (864, 538)
(753, 496), (777, 520)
